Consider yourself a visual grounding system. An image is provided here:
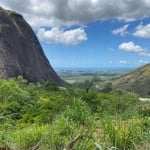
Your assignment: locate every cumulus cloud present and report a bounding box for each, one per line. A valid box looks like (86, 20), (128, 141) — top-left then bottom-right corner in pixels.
(133, 23), (150, 38)
(1, 0), (150, 28)
(112, 24), (129, 36)
(120, 60), (127, 64)
(119, 41), (144, 52)
(1, 0), (150, 46)
(119, 41), (150, 57)
(37, 27), (87, 45)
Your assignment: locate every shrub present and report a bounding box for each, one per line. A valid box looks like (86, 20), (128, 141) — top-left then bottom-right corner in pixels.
(44, 82), (59, 91)
(138, 102), (150, 117)
(81, 91), (100, 112)
(62, 98), (93, 126)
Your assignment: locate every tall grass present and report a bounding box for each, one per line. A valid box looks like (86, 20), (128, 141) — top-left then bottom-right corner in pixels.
(102, 118), (142, 149)
(40, 98), (95, 149)
(11, 125), (49, 150)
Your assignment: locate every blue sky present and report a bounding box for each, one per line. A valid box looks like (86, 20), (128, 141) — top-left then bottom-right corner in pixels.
(0, 0), (150, 68)
(42, 19), (150, 68)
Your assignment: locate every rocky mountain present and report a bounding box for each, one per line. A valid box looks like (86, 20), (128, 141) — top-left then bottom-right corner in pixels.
(112, 63), (150, 95)
(0, 7), (64, 85)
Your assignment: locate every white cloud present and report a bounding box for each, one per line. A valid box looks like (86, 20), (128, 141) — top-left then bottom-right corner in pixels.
(138, 52), (150, 57)
(120, 60), (127, 64)
(119, 41), (150, 57)
(112, 24), (129, 36)
(37, 27), (87, 45)
(133, 23), (150, 38)
(1, 0), (150, 29)
(139, 60), (148, 63)
(108, 48), (114, 52)
(1, 1), (150, 46)
(119, 41), (144, 52)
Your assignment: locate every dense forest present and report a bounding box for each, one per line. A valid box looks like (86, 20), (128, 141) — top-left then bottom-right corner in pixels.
(0, 76), (150, 150)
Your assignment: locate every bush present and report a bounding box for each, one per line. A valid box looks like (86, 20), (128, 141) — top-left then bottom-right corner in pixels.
(138, 102), (150, 117)
(44, 82), (59, 91)
(81, 91), (101, 112)
(62, 98), (93, 126)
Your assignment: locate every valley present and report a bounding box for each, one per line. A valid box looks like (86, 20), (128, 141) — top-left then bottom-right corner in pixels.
(0, 5), (150, 150)
(56, 67), (131, 84)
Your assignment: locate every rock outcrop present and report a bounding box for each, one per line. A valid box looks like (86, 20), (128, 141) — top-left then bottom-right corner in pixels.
(0, 7), (64, 85)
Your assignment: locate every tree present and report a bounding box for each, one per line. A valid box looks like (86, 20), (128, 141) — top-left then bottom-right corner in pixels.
(82, 80), (93, 93)
(103, 82), (112, 93)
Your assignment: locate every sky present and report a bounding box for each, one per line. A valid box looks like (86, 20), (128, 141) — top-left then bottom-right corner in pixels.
(0, 0), (150, 69)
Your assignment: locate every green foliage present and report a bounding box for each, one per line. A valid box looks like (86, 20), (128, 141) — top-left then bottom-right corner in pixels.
(44, 82), (59, 91)
(0, 79), (31, 120)
(81, 91), (101, 112)
(102, 118), (142, 149)
(11, 125), (49, 150)
(98, 91), (139, 116)
(102, 82), (112, 93)
(80, 90), (139, 117)
(62, 98), (93, 126)
(0, 79), (30, 104)
(137, 102), (150, 117)
(140, 117), (150, 142)
(73, 79), (93, 93)
(0, 78), (149, 149)
(40, 117), (79, 150)
(0, 127), (12, 148)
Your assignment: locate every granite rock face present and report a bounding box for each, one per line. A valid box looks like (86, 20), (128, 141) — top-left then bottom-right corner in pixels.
(0, 7), (63, 85)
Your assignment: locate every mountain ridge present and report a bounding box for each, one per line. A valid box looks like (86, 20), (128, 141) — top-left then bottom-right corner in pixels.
(112, 63), (150, 95)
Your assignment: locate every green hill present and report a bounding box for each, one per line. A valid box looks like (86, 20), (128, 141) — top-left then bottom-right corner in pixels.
(112, 63), (150, 95)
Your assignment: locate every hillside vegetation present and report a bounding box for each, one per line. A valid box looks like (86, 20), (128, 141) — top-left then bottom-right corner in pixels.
(112, 64), (150, 96)
(0, 77), (150, 150)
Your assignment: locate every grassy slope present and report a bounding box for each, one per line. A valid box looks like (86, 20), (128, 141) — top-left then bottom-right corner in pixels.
(112, 64), (150, 95)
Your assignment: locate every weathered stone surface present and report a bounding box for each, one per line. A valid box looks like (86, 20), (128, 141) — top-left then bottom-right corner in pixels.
(0, 7), (64, 85)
